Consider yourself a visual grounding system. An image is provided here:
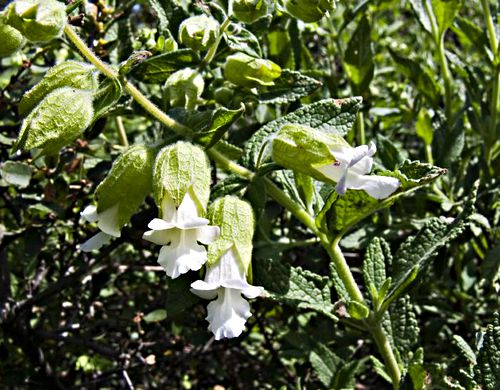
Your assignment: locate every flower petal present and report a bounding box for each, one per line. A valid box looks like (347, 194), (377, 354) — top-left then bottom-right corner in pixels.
(157, 230), (207, 278)
(196, 225), (220, 244)
(81, 205), (98, 223)
(148, 218), (175, 231)
(206, 288), (252, 340)
(143, 228), (178, 246)
(190, 281), (219, 300)
(315, 162), (346, 183)
(80, 232), (112, 252)
(175, 191), (209, 228)
(345, 172), (400, 199)
(96, 204), (121, 237)
(160, 195), (176, 221)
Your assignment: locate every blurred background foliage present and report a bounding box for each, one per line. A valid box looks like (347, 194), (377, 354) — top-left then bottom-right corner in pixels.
(0, 0), (499, 388)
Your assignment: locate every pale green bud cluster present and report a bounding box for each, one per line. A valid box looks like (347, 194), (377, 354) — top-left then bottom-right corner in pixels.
(284, 0), (336, 23)
(14, 87), (94, 156)
(271, 123), (348, 181)
(3, 0), (66, 43)
(95, 145), (155, 230)
(19, 61), (98, 116)
(153, 142), (211, 216)
(224, 52), (281, 88)
(231, 0), (269, 24)
(178, 15), (220, 52)
(207, 196), (255, 271)
(0, 21), (25, 57)
(165, 68), (204, 110)
(13, 60), (100, 156)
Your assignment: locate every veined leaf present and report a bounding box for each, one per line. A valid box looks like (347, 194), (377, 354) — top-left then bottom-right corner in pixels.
(363, 237), (390, 303)
(474, 312), (500, 390)
(130, 49), (200, 83)
(309, 343), (342, 388)
(257, 69), (322, 104)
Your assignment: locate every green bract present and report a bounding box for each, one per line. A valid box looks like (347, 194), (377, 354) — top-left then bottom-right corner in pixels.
(95, 144), (155, 230)
(284, 0), (336, 23)
(178, 15), (220, 52)
(231, 0), (269, 24)
(14, 87), (94, 156)
(0, 21), (25, 57)
(224, 52), (281, 88)
(272, 123), (347, 180)
(207, 196), (255, 271)
(19, 61), (98, 116)
(153, 142), (211, 216)
(165, 68), (204, 110)
(4, 0), (66, 42)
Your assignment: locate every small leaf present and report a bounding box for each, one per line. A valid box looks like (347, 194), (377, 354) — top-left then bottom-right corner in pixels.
(347, 300), (370, 319)
(224, 24), (262, 58)
(408, 0), (432, 34)
(309, 343), (342, 388)
(344, 15), (374, 93)
(193, 104), (245, 148)
(390, 295), (419, 362)
(416, 109), (433, 145)
(432, 0), (462, 38)
(257, 69), (322, 104)
(143, 309), (167, 323)
(92, 78), (123, 122)
(1, 161), (33, 188)
(363, 237), (390, 304)
(130, 49), (200, 83)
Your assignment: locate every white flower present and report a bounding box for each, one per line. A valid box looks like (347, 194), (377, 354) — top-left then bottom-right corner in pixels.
(80, 204), (121, 252)
(190, 247), (264, 340)
(143, 191), (220, 279)
(315, 142), (400, 199)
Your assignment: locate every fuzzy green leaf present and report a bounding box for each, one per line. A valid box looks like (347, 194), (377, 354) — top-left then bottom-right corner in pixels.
(0, 161), (33, 188)
(474, 312), (500, 390)
(309, 343), (342, 388)
(390, 295), (419, 362)
(257, 69), (322, 104)
(130, 49), (200, 83)
(244, 97), (362, 171)
(363, 237), (391, 305)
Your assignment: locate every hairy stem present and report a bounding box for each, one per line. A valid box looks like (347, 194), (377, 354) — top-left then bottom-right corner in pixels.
(202, 18), (231, 66)
(114, 116), (129, 147)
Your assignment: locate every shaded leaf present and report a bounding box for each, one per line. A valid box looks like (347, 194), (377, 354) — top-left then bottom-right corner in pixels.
(1, 161), (32, 188)
(257, 69), (322, 104)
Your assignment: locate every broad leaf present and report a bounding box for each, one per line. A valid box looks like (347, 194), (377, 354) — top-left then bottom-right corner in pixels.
(130, 49), (200, 83)
(432, 0), (462, 38)
(0, 161), (32, 188)
(257, 69), (322, 104)
(193, 105), (245, 148)
(224, 24), (262, 58)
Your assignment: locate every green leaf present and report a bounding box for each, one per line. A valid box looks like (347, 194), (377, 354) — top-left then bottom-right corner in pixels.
(432, 0), (462, 38)
(91, 78), (123, 122)
(143, 309), (167, 323)
(408, 348), (426, 390)
(210, 174), (249, 199)
(147, 0), (169, 33)
(224, 24), (262, 58)
(390, 295), (419, 362)
(257, 69), (322, 104)
(309, 343), (342, 388)
(383, 185), (476, 307)
(193, 104), (245, 148)
(474, 312), (500, 390)
(363, 237), (390, 304)
(1, 161), (33, 188)
(433, 116), (465, 168)
(416, 108), (434, 145)
(315, 161), (446, 235)
(453, 335), (476, 363)
(165, 273), (199, 316)
(408, 0), (432, 35)
(344, 15), (374, 93)
(389, 49), (441, 106)
(370, 355), (392, 383)
(347, 301), (370, 319)
(243, 97), (362, 171)
(333, 359), (366, 389)
(130, 49), (200, 83)
(254, 255), (338, 321)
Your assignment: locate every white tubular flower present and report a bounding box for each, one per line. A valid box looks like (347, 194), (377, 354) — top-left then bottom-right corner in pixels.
(315, 142), (400, 199)
(191, 247), (264, 340)
(80, 204), (120, 252)
(143, 191), (220, 279)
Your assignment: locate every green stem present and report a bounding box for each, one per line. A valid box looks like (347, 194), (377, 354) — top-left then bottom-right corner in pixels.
(202, 18), (231, 66)
(114, 116), (129, 147)
(357, 111), (366, 145)
(438, 35), (453, 121)
(367, 314), (401, 389)
(64, 25), (191, 137)
(207, 148), (254, 180)
(481, 0), (499, 53)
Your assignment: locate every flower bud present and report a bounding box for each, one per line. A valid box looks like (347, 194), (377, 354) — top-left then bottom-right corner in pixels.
(153, 141), (211, 216)
(231, 0), (269, 24)
(14, 87), (94, 156)
(4, 0), (67, 42)
(94, 144), (155, 234)
(19, 61), (98, 116)
(272, 123), (346, 180)
(207, 196), (255, 271)
(0, 21), (25, 57)
(178, 15), (220, 52)
(165, 68), (204, 110)
(284, 0), (336, 23)
(224, 52), (281, 88)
